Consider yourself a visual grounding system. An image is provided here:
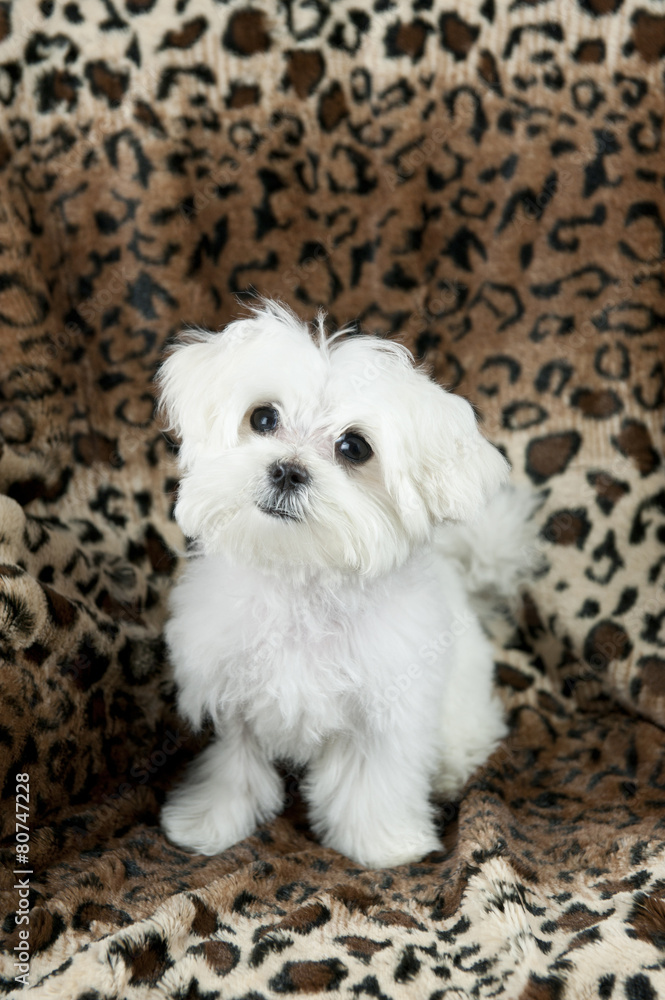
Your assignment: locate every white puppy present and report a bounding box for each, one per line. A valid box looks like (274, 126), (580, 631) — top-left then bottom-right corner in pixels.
(158, 300), (534, 869)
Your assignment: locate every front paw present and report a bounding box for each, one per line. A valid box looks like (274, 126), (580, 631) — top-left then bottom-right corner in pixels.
(324, 824), (441, 870)
(161, 782), (258, 855)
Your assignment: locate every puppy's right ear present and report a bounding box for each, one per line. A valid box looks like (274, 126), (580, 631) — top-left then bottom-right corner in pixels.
(158, 299), (316, 467)
(157, 322), (249, 468)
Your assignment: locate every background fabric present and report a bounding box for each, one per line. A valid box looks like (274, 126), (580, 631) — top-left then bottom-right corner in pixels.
(0, 0), (664, 996)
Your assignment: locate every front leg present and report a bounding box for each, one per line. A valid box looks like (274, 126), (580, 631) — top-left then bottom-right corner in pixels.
(302, 732), (441, 869)
(162, 719), (283, 855)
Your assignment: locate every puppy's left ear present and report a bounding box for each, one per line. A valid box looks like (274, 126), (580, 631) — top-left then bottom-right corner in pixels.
(415, 387), (510, 523)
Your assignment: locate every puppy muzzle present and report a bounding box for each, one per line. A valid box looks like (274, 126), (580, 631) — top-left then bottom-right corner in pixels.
(257, 460), (310, 521)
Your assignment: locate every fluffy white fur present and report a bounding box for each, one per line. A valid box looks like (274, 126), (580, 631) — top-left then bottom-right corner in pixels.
(158, 300), (536, 869)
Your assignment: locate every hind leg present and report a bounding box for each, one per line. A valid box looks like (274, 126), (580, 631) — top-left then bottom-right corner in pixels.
(433, 609), (507, 799)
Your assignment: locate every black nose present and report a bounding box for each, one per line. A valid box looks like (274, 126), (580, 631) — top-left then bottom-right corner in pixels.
(268, 460), (310, 491)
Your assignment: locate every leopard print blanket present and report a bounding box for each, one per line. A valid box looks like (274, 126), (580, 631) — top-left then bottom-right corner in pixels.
(0, 1), (664, 997)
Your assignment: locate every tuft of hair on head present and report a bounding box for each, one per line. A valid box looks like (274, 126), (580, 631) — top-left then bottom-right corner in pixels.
(233, 296), (413, 367)
(312, 309), (416, 371)
(240, 294), (312, 341)
(314, 308), (328, 348)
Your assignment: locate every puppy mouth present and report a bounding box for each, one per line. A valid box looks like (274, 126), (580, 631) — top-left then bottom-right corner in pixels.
(256, 502), (303, 522)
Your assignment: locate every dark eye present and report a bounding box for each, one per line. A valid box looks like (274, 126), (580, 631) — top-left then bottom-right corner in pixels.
(335, 431), (373, 464)
(250, 406), (279, 433)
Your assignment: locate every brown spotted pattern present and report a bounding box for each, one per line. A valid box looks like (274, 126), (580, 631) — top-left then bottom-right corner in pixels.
(0, 1), (664, 997)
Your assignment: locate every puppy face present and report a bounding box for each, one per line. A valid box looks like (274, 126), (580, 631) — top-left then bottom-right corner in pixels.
(158, 301), (509, 577)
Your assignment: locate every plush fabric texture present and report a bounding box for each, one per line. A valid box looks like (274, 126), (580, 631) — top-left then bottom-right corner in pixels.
(0, 1), (664, 996)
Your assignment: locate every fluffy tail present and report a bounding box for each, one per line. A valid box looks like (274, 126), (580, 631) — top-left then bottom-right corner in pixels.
(434, 485), (543, 617)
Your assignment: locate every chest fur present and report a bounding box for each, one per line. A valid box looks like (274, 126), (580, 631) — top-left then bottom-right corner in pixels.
(169, 553), (452, 760)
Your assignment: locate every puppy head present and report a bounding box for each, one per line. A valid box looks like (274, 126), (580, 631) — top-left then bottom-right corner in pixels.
(158, 300), (509, 577)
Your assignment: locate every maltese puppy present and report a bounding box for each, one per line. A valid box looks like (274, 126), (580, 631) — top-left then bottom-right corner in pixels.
(158, 300), (534, 869)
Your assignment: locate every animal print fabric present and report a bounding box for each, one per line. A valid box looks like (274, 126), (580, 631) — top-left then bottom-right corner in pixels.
(0, 0), (664, 996)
